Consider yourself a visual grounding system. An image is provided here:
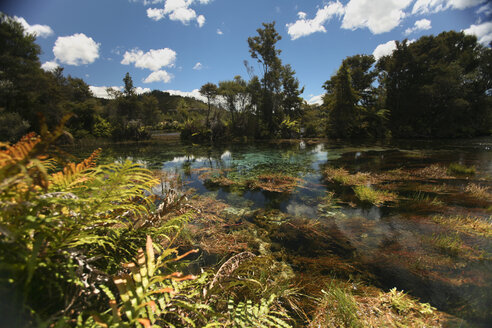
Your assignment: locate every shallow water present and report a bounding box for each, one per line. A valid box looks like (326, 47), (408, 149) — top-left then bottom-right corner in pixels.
(70, 136), (492, 325)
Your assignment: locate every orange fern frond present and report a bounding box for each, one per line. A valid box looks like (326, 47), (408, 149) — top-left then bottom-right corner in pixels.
(50, 148), (102, 189)
(0, 133), (40, 168)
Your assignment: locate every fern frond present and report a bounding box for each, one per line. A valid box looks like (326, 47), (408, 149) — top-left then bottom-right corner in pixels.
(50, 148), (101, 190)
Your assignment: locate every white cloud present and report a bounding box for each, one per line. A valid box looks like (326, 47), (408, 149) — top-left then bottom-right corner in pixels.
(147, 8), (166, 20)
(135, 86), (152, 94)
(297, 11), (307, 19)
(13, 16), (54, 38)
(146, 0), (208, 26)
(41, 61), (59, 72)
(121, 48), (176, 71)
(404, 18), (432, 35)
(412, 0), (486, 14)
(197, 15), (205, 27)
(342, 0), (412, 34)
(193, 62), (203, 70)
(53, 33), (100, 66)
(169, 6), (197, 24)
(463, 22), (492, 46)
(90, 85), (151, 98)
(373, 40), (397, 60)
(217, 28), (223, 35)
(307, 94), (323, 105)
(286, 2), (345, 40)
(143, 70), (173, 83)
(165, 89), (206, 102)
(89, 86), (122, 99)
(477, 3), (492, 15)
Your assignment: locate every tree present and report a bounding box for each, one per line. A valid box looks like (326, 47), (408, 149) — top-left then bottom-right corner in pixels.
(323, 63), (360, 138)
(247, 22), (283, 131)
(377, 31), (492, 137)
(218, 76), (250, 129)
(123, 72), (135, 96)
(281, 64), (304, 120)
(199, 82), (218, 127)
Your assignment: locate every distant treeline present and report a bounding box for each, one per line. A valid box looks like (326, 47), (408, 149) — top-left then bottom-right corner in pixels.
(1, 13), (490, 142)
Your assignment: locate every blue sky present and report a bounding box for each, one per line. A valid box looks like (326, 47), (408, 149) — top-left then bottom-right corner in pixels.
(2, 0), (491, 104)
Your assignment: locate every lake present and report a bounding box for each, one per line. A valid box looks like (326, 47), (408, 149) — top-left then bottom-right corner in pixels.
(71, 136), (492, 326)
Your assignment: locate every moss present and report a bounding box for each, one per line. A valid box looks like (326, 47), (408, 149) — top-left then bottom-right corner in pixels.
(324, 167), (373, 186)
(447, 163), (476, 176)
(353, 185), (398, 206)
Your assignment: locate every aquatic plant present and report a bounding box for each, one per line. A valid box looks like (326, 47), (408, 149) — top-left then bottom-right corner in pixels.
(353, 185), (397, 206)
(465, 183), (491, 201)
(447, 163), (476, 176)
(311, 281), (362, 328)
(426, 233), (464, 257)
(431, 215), (492, 238)
(324, 167), (373, 186)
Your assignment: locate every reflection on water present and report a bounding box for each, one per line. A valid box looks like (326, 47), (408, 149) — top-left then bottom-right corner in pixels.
(69, 137), (492, 325)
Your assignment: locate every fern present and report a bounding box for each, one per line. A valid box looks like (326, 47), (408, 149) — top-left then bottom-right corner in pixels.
(226, 295), (292, 328)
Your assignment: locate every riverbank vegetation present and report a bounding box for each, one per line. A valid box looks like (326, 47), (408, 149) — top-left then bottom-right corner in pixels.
(1, 14), (490, 144)
(5, 128), (489, 326)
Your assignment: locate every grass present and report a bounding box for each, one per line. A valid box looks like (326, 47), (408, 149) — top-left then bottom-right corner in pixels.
(465, 183), (491, 200)
(353, 185), (397, 206)
(431, 215), (492, 237)
(447, 163), (476, 176)
(312, 281), (362, 328)
(324, 167), (373, 186)
(426, 232), (464, 257)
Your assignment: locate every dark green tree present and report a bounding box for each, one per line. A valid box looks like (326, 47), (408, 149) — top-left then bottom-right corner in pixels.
(323, 63), (360, 138)
(123, 72), (135, 97)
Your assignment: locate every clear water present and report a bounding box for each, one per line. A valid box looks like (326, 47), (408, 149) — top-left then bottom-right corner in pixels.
(70, 136), (492, 325)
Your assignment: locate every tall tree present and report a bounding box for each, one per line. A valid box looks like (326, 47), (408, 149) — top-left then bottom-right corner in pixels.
(123, 72), (135, 97)
(199, 82), (218, 127)
(247, 22), (283, 131)
(323, 63), (360, 138)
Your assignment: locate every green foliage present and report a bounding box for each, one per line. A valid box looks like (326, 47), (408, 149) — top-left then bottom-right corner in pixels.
(226, 295), (292, 328)
(353, 185), (397, 206)
(317, 282), (362, 328)
(447, 163), (476, 176)
(377, 31), (492, 137)
(0, 127), (164, 324)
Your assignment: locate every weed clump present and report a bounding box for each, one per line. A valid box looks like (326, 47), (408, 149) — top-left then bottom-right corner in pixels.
(353, 185), (397, 206)
(447, 163), (476, 176)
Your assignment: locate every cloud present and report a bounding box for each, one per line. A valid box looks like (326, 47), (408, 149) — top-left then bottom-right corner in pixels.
(412, 0), (486, 14)
(143, 70), (173, 83)
(307, 94), (323, 105)
(217, 28), (223, 35)
(135, 86), (152, 94)
(193, 62), (203, 70)
(463, 22), (492, 45)
(147, 8), (166, 20)
(53, 33), (100, 65)
(89, 86), (122, 99)
(41, 61), (59, 72)
(404, 18), (432, 35)
(373, 40), (397, 60)
(342, 0), (413, 34)
(121, 48), (177, 71)
(147, 0), (209, 26)
(286, 2), (345, 40)
(13, 16), (54, 38)
(197, 15), (205, 27)
(164, 89), (206, 102)
(297, 12), (307, 19)
(90, 85), (151, 98)
(476, 3), (492, 16)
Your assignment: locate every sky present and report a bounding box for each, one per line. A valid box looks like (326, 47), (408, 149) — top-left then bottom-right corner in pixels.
(2, 0), (491, 104)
